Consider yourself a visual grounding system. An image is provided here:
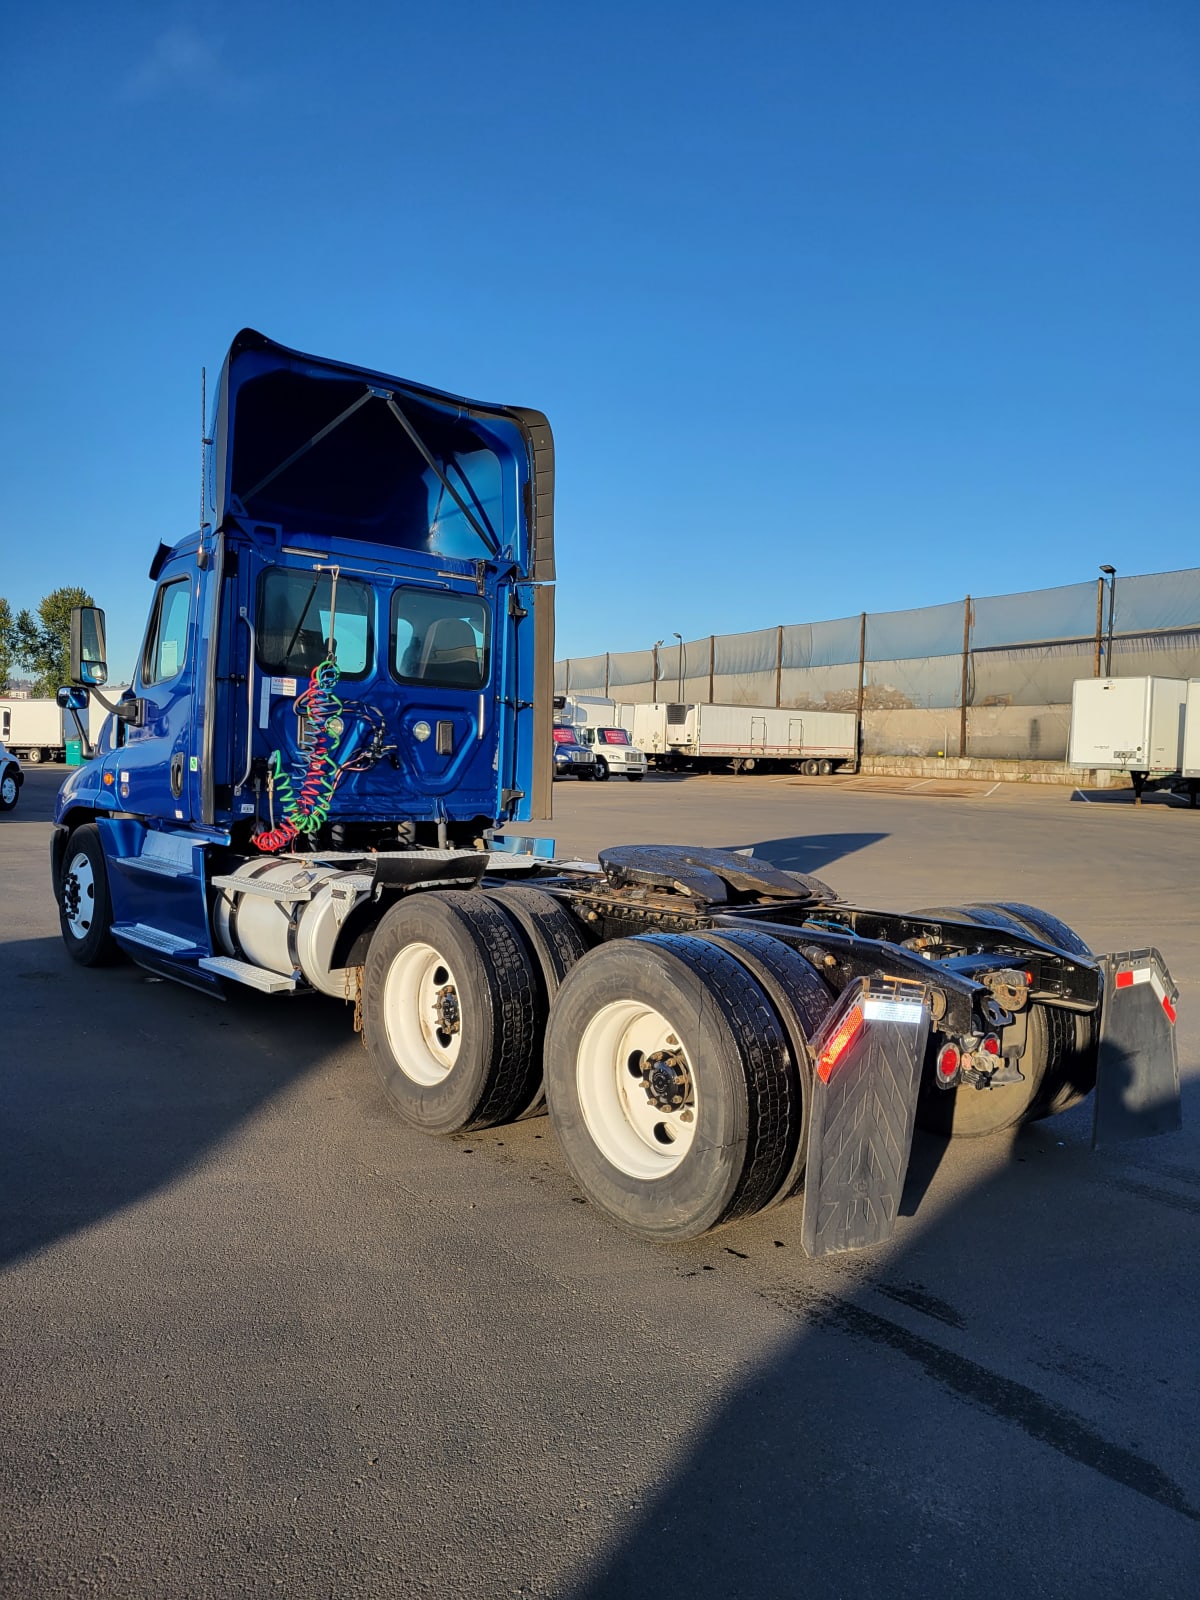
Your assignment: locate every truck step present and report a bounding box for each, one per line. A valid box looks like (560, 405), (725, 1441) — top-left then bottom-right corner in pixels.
(112, 831), (199, 879)
(197, 956), (297, 993)
(210, 872), (313, 902)
(113, 922), (199, 956)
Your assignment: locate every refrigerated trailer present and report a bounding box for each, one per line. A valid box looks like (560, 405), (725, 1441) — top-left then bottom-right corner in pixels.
(617, 701), (858, 774)
(1068, 677), (1191, 802)
(49, 329), (1181, 1259)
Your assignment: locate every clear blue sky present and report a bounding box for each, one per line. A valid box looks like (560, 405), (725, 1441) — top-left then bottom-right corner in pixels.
(2, 1), (1196, 682)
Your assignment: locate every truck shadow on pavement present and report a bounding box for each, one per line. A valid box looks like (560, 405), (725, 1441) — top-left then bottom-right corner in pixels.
(0, 936), (351, 1269)
(566, 1098), (1200, 1600)
(731, 832), (889, 877)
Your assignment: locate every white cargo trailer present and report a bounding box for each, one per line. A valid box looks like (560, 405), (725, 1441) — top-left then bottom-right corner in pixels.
(613, 701), (857, 773)
(1183, 680), (1200, 781)
(1068, 677), (1188, 801)
(0, 698), (67, 763)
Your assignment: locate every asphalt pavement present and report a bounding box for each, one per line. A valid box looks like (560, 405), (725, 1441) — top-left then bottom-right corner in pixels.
(2, 766), (1198, 1597)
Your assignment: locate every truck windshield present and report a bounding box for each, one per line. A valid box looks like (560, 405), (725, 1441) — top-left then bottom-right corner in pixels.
(598, 728), (630, 745)
(391, 587), (489, 690)
(256, 569), (372, 675)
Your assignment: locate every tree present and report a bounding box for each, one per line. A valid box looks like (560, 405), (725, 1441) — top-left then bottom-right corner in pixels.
(0, 597), (13, 693)
(12, 586), (96, 698)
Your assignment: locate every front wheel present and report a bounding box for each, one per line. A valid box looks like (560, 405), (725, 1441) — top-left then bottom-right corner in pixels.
(592, 757), (610, 782)
(363, 890), (541, 1134)
(0, 766), (19, 811)
(544, 935), (801, 1241)
(59, 824), (120, 966)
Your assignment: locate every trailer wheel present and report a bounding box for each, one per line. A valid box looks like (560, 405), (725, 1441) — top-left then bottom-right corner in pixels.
(483, 885), (593, 1118)
(818, 759), (835, 776)
(911, 903), (1097, 1136)
(59, 824), (120, 966)
(363, 890), (540, 1134)
(593, 757), (610, 781)
(25, 747), (43, 765)
(802, 759), (819, 776)
(544, 935), (799, 1241)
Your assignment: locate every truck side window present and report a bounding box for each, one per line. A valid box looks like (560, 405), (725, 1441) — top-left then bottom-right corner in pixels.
(256, 569), (372, 677)
(391, 587), (489, 690)
(142, 577), (192, 685)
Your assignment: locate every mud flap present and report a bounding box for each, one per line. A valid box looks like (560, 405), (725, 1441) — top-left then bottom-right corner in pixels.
(800, 978), (931, 1258)
(1093, 950), (1180, 1148)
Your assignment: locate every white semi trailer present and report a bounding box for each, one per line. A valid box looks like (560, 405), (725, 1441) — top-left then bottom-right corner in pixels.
(1068, 677), (1190, 802)
(617, 701), (858, 774)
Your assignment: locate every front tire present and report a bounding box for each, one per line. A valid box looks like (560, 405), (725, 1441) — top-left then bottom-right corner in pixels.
(363, 891), (540, 1134)
(0, 767), (19, 811)
(58, 824), (119, 966)
(544, 935), (800, 1241)
(593, 757), (610, 782)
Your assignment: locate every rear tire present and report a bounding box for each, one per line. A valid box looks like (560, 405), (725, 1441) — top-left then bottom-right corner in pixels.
(544, 935), (800, 1241)
(818, 759), (834, 776)
(698, 930), (834, 1206)
(483, 885), (593, 1118)
(59, 824), (120, 966)
(363, 891), (540, 1134)
(911, 902), (1098, 1136)
(25, 748), (43, 765)
(802, 759), (819, 776)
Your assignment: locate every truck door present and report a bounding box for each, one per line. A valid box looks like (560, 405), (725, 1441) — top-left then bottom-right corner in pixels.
(109, 561), (198, 821)
(750, 715), (767, 753)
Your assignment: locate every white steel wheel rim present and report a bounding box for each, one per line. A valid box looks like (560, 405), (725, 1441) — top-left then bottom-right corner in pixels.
(0, 774), (15, 804)
(382, 941), (465, 1086)
(576, 999), (697, 1179)
(64, 850), (96, 940)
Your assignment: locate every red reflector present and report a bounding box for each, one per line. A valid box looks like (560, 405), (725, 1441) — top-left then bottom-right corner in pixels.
(1163, 996), (1176, 1024)
(816, 1005), (864, 1082)
(1115, 970), (1134, 989)
(981, 1035), (1000, 1056)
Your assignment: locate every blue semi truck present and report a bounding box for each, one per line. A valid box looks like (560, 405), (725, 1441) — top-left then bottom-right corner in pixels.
(50, 331), (1180, 1253)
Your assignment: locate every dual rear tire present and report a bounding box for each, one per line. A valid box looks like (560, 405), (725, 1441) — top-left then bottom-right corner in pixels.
(361, 890), (835, 1241)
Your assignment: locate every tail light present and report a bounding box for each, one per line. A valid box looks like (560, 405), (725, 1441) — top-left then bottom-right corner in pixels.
(935, 1042), (961, 1087)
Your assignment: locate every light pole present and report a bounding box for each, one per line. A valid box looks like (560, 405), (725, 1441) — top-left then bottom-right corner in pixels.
(1100, 565), (1116, 676)
(652, 639), (663, 702)
(673, 632), (683, 701)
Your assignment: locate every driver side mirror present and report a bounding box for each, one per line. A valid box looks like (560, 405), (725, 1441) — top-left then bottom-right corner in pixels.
(70, 606), (108, 687)
(57, 686), (90, 712)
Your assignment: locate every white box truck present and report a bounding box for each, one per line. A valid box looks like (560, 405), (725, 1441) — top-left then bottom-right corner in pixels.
(0, 698), (68, 763)
(554, 696), (647, 781)
(1068, 677), (1188, 801)
(614, 701), (858, 774)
